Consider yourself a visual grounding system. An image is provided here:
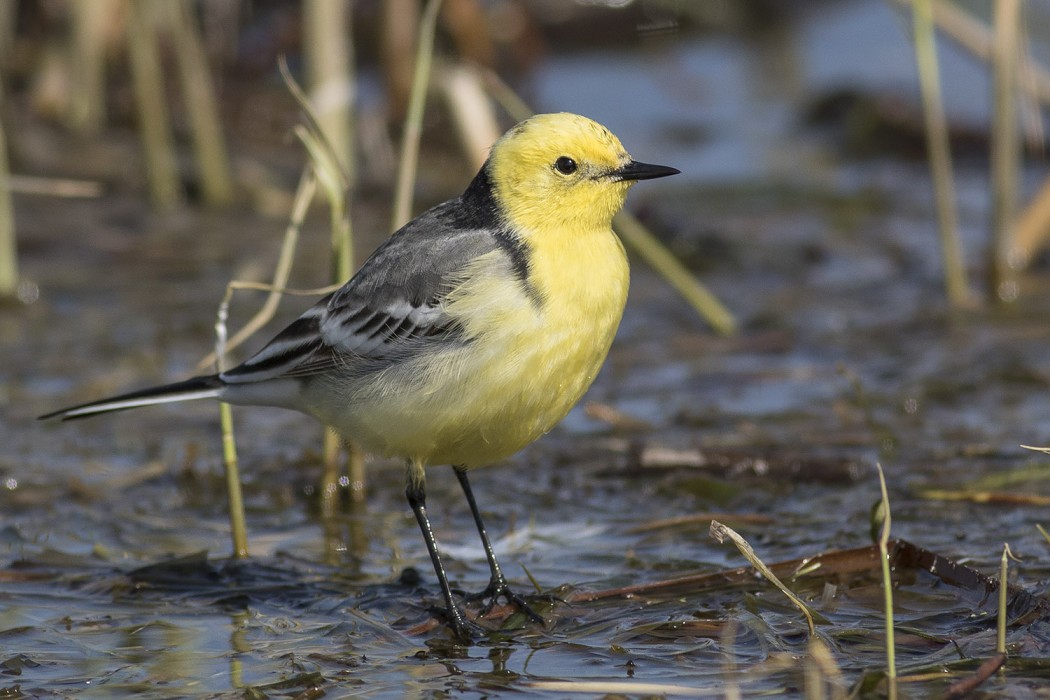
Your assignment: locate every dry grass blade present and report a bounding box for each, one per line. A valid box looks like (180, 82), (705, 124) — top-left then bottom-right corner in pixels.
(709, 520), (817, 636)
(1038, 523), (1050, 545)
(278, 59), (351, 194)
(583, 400), (652, 431)
(278, 58), (353, 284)
(1020, 444), (1050, 454)
(206, 276), (343, 556)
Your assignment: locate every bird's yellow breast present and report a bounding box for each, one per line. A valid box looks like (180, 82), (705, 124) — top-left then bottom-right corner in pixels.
(334, 224), (629, 469)
(435, 224), (629, 467)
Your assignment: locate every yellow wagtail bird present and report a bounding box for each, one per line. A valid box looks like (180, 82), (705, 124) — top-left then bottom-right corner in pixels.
(41, 112), (679, 639)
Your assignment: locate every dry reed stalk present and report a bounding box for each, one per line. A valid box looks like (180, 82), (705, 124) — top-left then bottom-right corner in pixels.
(911, 0), (971, 307)
(895, 0), (1050, 266)
(9, 175), (103, 197)
(126, 0), (182, 210)
(0, 78), (14, 298)
(441, 65), (500, 171)
(305, 0), (355, 184)
(167, 0), (234, 206)
(69, 0), (115, 135)
(988, 0), (1022, 303)
(381, 0), (420, 120)
(392, 0), (444, 230)
(1013, 176), (1050, 268)
(894, 0), (1050, 106)
(0, 1), (15, 55)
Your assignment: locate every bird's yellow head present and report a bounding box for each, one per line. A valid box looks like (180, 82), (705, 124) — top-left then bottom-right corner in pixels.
(486, 113), (678, 238)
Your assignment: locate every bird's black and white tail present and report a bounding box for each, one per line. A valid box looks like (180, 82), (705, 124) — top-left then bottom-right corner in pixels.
(39, 375), (226, 421)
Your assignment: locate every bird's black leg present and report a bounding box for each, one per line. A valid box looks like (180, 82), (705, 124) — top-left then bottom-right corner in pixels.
(405, 471), (475, 641)
(453, 466), (544, 624)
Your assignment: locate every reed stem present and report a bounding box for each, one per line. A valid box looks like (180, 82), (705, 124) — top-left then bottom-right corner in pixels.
(988, 0), (1022, 302)
(392, 0), (444, 230)
(911, 0), (971, 306)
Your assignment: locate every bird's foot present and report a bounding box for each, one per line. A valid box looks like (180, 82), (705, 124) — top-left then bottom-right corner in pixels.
(464, 576), (547, 625)
(429, 602), (485, 643)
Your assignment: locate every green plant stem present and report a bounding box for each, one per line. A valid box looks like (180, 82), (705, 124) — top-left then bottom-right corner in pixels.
(218, 401), (248, 558)
(876, 463), (897, 697)
(215, 288), (248, 558)
(998, 543), (1011, 655)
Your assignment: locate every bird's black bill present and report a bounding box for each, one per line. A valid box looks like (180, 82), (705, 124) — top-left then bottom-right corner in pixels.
(613, 160), (680, 181)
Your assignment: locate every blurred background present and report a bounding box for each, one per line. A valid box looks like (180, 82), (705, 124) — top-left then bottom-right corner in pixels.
(5, 0), (1050, 696)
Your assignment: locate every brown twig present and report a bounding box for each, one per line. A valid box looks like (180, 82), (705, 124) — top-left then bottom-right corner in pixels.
(944, 653), (1007, 699)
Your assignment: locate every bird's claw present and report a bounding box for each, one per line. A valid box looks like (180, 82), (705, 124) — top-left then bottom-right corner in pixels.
(465, 577), (546, 625)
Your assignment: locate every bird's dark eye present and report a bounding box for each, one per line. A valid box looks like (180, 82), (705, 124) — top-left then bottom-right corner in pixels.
(554, 156), (577, 175)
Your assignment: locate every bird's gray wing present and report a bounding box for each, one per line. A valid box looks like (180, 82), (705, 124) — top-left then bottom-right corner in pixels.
(221, 201), (506, 385)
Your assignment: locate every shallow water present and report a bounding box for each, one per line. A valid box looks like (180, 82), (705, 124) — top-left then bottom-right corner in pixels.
(5, 0), (1050, 696)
